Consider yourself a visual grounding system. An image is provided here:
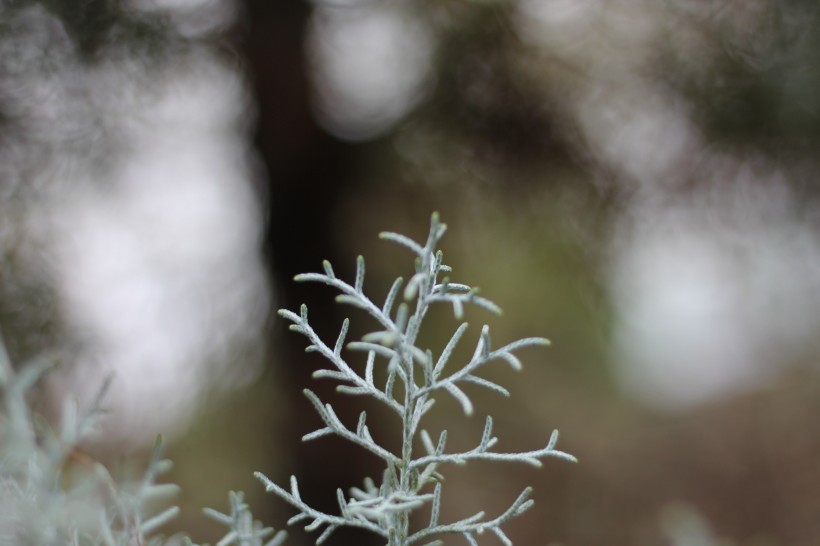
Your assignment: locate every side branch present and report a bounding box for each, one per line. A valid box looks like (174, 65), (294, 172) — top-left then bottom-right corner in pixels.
(255, 473), (388, 544)
(407, 487), (536, 545)
(279, 309), (403, 415)
(415, 326), (550, 414)
(293, 269), (397, 333)
(303, 390), (401, 466)
(410, 428), (576, 470)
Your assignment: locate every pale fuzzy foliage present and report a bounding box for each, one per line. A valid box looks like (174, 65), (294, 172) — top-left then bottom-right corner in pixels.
(0, 213), (574, 546)
(258, 213), (575, 545)
(0, 336), (281, 546)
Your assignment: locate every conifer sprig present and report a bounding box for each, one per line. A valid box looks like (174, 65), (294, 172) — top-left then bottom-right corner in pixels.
(260, 213), (575, 545)
(203, 491), (287, 546)
(1, 331), (287, 546)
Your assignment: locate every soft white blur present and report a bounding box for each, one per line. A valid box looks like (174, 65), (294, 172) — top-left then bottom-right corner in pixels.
(306, 2), (434, 141)
(515, 0), (820, 410)
(0, 4), (268, 446)
(611, 178), (820, 408)
(301, 0), (820, 411)
(53, 52), (268, 443)
(127, 0), (237, 37)
(4, 0), (819, 431)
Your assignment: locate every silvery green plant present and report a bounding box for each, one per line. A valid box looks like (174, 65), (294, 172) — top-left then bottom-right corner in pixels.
(0, 340), (155, 545)
(0, 334), (284, 546)
(256, 213), (576, 546)
(203, 492), (287, 546)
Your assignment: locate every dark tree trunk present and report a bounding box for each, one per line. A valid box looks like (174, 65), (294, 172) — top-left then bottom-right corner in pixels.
(239, 2), (380, 544)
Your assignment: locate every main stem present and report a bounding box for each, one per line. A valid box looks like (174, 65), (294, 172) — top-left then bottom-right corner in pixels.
(391, 249), (437, 546)
(392, 360), (414, 546)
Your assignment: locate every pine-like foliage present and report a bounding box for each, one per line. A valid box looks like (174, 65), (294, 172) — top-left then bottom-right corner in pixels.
(203, 492), (287, 546)
(0, 339), (177, 545)
(0, 335), (283, 546)
(0, 213), (574, 546)
(257, 213), (576, 546)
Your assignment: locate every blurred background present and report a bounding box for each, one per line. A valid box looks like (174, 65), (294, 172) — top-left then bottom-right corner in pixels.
(2, 0), (820, 544)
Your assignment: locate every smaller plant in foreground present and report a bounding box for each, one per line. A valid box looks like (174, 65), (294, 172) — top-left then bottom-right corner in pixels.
(0, 334), (284, 546)
(257, 213), (576, 546)
(203, 491), (287, 546)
